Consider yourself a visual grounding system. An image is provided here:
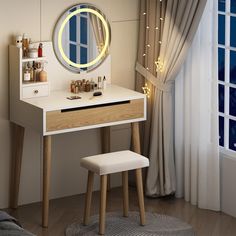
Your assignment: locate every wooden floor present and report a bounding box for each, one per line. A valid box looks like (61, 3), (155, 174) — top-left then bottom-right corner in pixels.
(6, 187), (236, 236)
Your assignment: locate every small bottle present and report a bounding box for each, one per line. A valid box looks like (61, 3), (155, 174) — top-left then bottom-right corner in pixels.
(77, 80), (83, 92)
(102, 76), (107, 90)
(23, 65), (30, 82)
(38, 43), (43, 57)
(90, 78), (95, 91)
(34, 62), (41, 81)
(75, 85), (79, 94)
(27, 62), (34, 81)
(39, 65), (47, 82)
(82, 80), (86, 91)
(98, 76), (102, 89)
(22, 34), (29, 58)
(32, 61), (37, 82)
(28, 39), (33, 50)
(85, 80), (91, 92)
(71, 80), (75, 93)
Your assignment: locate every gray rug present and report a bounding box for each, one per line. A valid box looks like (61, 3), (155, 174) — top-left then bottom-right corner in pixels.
(65, 212), (195, 236)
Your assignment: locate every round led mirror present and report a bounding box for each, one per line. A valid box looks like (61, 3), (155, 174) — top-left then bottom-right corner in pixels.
(53, 4), (111, 73)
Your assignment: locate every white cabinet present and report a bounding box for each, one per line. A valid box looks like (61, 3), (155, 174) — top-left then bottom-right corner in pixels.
(9, 45), (49, 100)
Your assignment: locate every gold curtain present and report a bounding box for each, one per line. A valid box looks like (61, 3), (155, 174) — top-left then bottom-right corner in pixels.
(136, 0), (207, 197)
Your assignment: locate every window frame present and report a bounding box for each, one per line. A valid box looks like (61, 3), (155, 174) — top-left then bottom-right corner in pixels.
(218, 0), (236, 155)
(68, 7), (91, 67)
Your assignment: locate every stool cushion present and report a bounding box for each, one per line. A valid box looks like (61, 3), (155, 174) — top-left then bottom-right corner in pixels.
(80, 150), (149, 175)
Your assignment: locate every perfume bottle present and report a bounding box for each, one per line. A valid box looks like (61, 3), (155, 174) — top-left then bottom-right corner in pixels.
(98, 76), (102, 89)
(102, 76), (107, 90)
(27, 62), (34, 81)
(23, 65), (30, 82)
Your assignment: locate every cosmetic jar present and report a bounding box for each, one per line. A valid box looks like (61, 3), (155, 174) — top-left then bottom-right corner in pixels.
(28, 48), (38, 58)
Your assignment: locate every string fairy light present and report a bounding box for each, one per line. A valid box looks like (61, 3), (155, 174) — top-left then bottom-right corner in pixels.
(140, 0), (165, 98)
(155, 57), (164, 72)
(142, 83), (151, 98)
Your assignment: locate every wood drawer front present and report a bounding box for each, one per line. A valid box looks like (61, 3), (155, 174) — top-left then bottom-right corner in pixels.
(46, 98), (144, 132)
(22, 84), (49, 99)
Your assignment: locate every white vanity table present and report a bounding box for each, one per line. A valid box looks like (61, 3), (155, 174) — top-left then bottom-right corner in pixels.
(9, 3), (146, 228)
(9, 42), (146, 227)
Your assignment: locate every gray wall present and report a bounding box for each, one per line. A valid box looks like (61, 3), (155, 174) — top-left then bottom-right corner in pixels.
(0, 0), (139, 208)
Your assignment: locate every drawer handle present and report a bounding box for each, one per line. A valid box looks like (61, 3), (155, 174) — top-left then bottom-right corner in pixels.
(34, 90), (39, 94)
(61, 100), (131, 113)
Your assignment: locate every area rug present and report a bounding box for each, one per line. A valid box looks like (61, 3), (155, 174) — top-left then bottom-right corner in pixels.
(65, 212), (195, 236)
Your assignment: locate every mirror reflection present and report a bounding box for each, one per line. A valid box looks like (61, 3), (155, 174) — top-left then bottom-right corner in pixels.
(53, 4), (111, 73)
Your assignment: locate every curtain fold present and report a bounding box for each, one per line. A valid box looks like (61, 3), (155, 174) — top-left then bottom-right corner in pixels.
(89, 13), (106, 53)
(136, 0), (207, 197)
(175, 0), (220, 210)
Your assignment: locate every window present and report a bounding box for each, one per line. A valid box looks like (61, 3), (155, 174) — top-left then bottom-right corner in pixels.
(68, 6), (89, 69)
(218, 0), (236, 153)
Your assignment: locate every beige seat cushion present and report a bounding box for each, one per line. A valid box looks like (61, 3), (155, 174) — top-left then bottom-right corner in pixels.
(80, 150), (149, 175)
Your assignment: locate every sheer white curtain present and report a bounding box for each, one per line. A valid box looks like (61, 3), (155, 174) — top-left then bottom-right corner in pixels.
(175, 0), (220, 210)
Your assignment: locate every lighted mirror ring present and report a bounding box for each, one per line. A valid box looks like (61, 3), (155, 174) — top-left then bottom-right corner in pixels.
(53, 4), (111, 73)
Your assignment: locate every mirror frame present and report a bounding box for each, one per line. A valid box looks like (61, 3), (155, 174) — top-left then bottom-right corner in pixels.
(52, 3), (111, 73)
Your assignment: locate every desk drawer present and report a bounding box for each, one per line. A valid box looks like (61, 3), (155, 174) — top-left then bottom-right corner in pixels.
(46, 98), (144, 132)
(22, 84), (49, 99)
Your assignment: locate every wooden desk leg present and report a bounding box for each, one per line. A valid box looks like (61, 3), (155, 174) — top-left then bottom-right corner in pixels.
(101, 127), (111, 190)
(42, 135), (52, 228)
(131, 122), (141, 154)
(10, 123), (25, 209)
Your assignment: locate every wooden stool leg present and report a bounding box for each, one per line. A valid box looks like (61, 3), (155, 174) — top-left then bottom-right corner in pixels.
(135, 168), (145, 226)
(99, 175), (108, 235)
(101, 127), (111, 191)
(122, 171), (129, 217)
(42, 135), (52, 228)
(84, 171), (94, 225)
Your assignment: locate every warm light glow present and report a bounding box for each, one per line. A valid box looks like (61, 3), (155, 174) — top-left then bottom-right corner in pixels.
(155, 57), (164, 72)
(58, 8), (109, 69)
(142, 83), (151, 98)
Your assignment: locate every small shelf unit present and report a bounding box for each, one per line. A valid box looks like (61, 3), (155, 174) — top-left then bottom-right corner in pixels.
(9, 45), (50, 100)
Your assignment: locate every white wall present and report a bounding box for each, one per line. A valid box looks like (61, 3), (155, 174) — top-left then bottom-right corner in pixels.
(221, 153), (236, 218)
(0, 0), (139, 208)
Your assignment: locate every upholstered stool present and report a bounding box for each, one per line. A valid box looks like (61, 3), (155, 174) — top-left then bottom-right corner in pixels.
(80, 150), (149, 235)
